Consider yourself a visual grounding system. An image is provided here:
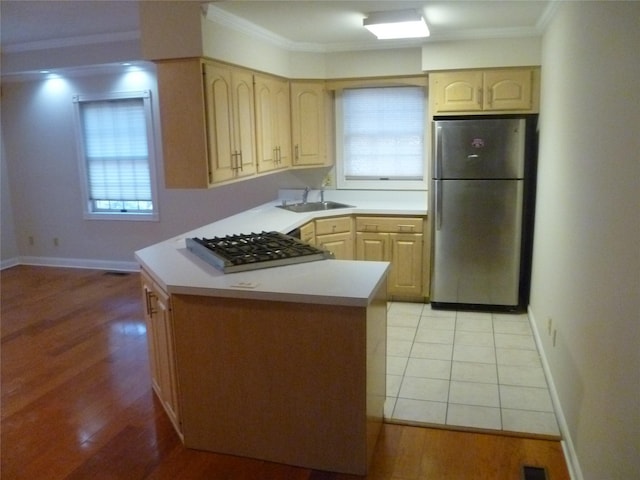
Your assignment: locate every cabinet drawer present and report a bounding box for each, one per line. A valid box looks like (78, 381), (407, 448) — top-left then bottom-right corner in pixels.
(315, 216), (352, 235)
(299, 221), (315, 244)
(355, 216), (423, 233)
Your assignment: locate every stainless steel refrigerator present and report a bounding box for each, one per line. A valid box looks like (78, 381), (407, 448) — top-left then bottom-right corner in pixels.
(430, 116), (537, 312)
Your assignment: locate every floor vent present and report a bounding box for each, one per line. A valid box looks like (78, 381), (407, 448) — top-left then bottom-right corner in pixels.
(522, 466), (547, 480)
(103, 271), (130, 277)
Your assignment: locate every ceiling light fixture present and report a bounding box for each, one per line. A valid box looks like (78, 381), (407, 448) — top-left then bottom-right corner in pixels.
(363, 9), (430, 40)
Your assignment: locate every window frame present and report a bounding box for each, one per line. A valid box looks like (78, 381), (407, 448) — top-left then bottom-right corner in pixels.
(73, 90), (159, 221)
(335, 85), (429, 191)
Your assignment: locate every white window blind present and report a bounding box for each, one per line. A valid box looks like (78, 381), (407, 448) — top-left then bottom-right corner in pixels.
(342, 86), (425, 181)
(74, 91), (157, 219)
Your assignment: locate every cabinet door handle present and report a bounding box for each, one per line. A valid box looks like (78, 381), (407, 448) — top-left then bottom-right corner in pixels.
(294, 144), (299, 163)
(231, 151), (238, 171)
(145, 289), (157, 317)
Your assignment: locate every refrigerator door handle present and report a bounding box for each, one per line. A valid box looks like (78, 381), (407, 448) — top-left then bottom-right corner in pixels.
(434, 180), (443, 231)
(434, 125), (443, 179)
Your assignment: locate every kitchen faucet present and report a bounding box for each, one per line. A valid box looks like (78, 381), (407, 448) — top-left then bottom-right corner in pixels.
(302, 186), (310, 204)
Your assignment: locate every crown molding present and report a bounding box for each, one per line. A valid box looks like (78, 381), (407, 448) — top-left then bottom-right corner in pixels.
(0, 61), (154, 83)
(535, 0), (562, 33)
(204, 4), (306, 51)
(2, 30), (140, 54)
(204, 4), (543, 54)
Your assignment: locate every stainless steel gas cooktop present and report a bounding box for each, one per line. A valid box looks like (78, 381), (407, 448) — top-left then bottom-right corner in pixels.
(186, 231), (333, 273)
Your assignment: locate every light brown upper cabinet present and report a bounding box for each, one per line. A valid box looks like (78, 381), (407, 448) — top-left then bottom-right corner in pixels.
(203, 61), (257, 184)
(156, 58), (257, 188)
(155, 58), (209, 189)
(254, 74), (291, 173)
(431, 68), (539, 115)
(290, 81), (331, 167)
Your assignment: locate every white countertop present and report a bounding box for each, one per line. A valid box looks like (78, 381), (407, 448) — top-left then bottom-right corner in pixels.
(135, 190), (427, 307)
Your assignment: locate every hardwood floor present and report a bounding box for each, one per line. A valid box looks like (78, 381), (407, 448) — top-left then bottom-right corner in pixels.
(1, 266), (570, 479)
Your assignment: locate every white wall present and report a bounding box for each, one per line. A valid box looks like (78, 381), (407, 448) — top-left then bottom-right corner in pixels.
(0, 66), (310, 269)
(200, 13), (540, 79)
(532, 2), (640, 479)
(421, 37), (541, 70)
(1, 131), (19, 266)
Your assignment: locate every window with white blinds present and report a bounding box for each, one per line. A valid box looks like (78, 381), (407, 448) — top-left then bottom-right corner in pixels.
(74, 91), (158, 220)
(337, 86), (427, 190)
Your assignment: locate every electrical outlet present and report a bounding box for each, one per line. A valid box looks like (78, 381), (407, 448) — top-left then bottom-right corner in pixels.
(553, 329), (557, 347)
(547, 318), (552, 335)
(322, 174), (333, 187)
(53, 237), (59, 247)
(28, 236), (34, 246)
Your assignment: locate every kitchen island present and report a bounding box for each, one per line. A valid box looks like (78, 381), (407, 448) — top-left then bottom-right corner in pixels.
(134, 191), (428, 474)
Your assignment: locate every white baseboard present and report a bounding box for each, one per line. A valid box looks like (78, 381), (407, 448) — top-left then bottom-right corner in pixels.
(527, 306), (584, 480)
(2, 256), (139, 272)
(0, 257), (20, 270)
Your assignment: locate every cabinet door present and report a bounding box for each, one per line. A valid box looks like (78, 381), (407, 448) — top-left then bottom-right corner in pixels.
(231, 69), (257, 178)
(273, 79), (292, 168)
(299, 221), (315, 245)
(291, 81), (327, 166)
(204, 62), (256, 184)
(254, 76), (277, 172)
(255, 76), (291, 173)
(141, 272), (161, 395)
(433, 71), (483, 113)
(203, 62), (235, 183)
(355, 232), (389, 262)
(154, 287), (181, 431)
(316, 232), (353, 260)
(388, 233), (423, 297)
(140, 271), (181, 435)
(483, 69), (533, 111)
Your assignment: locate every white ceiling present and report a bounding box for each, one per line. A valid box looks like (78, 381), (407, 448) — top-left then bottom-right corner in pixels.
(1, 0), (554, 53)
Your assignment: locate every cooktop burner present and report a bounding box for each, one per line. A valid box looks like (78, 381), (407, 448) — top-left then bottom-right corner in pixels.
(186, 231), (333, 273)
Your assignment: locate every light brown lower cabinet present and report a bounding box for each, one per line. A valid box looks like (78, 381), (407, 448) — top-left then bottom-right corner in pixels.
(314, 216), (353, 260)
(299, 214), (427, 300)
(355, 216), (425, 299)
(299, 220), (315, 245)
(140, 270), (182, 437)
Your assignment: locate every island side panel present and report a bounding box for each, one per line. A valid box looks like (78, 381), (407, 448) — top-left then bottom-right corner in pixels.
(170, 294), (385, 475)
(366, 278), (387, 468)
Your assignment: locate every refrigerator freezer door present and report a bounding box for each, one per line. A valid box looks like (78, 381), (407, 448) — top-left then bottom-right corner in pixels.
(434, 118), (526, 180)
(431, 179), (523, 306)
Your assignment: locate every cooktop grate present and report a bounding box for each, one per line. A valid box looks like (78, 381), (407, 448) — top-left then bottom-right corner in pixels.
(186, 231), (333, 273)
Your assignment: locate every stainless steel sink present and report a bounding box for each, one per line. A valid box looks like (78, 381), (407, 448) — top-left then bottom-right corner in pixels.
(277, 201), (354, 213)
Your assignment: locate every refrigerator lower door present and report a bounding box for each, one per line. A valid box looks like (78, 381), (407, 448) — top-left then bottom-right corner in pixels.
(431, 179), (523, 308)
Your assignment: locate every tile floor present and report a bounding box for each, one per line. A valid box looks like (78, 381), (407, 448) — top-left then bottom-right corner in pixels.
(385, 302), (560, 437)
